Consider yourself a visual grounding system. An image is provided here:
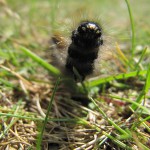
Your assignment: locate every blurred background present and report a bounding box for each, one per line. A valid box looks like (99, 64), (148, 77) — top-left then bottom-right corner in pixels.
(0, 0), (149, 48)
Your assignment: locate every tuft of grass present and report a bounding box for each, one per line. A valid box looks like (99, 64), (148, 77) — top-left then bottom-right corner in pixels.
(89, 97), (130, 138)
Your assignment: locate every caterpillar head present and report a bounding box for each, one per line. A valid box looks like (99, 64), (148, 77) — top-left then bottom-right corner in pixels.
(72, 21), (103, 47)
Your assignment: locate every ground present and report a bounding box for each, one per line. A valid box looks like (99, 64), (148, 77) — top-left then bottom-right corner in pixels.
(0, 0), (150, 150)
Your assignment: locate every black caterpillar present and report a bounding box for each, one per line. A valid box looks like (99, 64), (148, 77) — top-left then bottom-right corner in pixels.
(65, 21), (103, 81)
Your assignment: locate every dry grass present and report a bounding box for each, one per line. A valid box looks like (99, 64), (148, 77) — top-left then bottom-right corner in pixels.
(0, 0), (150, 150)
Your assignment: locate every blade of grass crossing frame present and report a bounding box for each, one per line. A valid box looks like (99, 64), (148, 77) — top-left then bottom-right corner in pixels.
(135, 47), (147, 70)
(89, 96), (130, 137)
(19, 46), (61, 76)
(48, 0), (59, 33)
(125, 0), (135, 59)
(109, 94), (150, 115)
(103, 131), (132, 150)
(131, 65), (150, 110)
(87, 70), (147, 88)
(36, 77), (60, 150)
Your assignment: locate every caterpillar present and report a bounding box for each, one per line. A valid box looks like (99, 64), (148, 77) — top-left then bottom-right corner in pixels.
(65, 21), (103, 81)
(51, 21), (104, 81)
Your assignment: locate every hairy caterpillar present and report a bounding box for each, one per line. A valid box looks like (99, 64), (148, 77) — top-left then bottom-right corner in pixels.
(65, 21), (103, 81)
(50, 20), (109, 82)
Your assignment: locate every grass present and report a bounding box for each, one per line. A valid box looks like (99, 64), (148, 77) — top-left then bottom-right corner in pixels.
(36, 77), (60, 149)
(125, 0), (135, 58)
(19, 46), (61, 76)
(0, 0), (150, 149)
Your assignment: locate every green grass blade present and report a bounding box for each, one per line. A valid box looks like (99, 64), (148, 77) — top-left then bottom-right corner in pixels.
(89, 97), (130, 137)
(48, 0), (59, 32)
(0, 101), (22, 139)
(0, 112), (81, 123)
(36, 77), (60, 150)
(87, 70), (147, 88)
(0, 78), (15, 88)
(103, 131), (133, 150)
(109, 95), (150, 115)
(132, 65), (150, 110)
(144, 65), (150, 93)
(140, 116), (150, 123)
(135, 47), (147, 70)
(19, 46), (61, 76)
(125, 0), (135, 58)
(138, 142), (150, 150)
